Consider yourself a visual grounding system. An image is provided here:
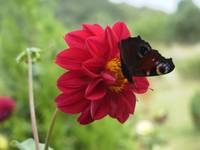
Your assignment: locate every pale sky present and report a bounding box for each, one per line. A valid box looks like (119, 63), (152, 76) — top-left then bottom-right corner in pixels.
(110, 0), (200, 13)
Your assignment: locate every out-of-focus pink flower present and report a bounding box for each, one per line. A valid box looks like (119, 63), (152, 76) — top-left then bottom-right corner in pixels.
(55, 21), (149, 125)
(0, 97), (16, 122)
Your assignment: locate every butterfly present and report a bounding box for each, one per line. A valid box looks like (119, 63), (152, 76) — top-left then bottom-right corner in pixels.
(119, 36), (175, 83)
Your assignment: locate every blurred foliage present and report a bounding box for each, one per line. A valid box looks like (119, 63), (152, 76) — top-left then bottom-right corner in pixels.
(171, 0), (200, 43)
(0, 0), (200, 149)
(130, 0), (200, 43)
(176, 56), (200, 80)
(55, 0), (200, 43)
(190, 90), (200, 131)
(55, 0), (125, 26)
(11, 138), (53, 150)
(129, 12), (170, 42)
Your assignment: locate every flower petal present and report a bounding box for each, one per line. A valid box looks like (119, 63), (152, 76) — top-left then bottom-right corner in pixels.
(57, 71), (89, 92)
(117, 112), (129, 123)
(56, 91), (89, 114)
(82, 24), (104, 36)
(132, 77), (149, 94)
(90, 98), (108, 120)
(85, 79), (106, 101)
(86, 36), (110, 59)
(104, 26), (118, 58)
(78, 106), (94, 125)
(121, 90), (136, 114)
(112, 21), (131, 42)
(82, 58), (105, 78)
(107, 93), (118, 118)
(108, 91), (136, 123)
(64, 30), (91, 49)
(101, 71), (116, 85)
(56, 48), (90, 70)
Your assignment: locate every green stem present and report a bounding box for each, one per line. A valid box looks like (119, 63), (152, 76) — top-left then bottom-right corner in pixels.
(45, 108), (58, 150)
(27, 50), (40, 150)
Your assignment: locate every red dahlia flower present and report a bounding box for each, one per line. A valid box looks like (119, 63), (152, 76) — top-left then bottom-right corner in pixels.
(0, 97), (16, 122)
(56, 21), (149, 124)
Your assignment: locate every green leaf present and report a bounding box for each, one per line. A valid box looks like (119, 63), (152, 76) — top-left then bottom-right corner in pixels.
(12, 138), (53, 150)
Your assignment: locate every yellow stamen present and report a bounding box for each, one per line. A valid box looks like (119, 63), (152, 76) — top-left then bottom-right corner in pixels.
(106, 58), (128, 93)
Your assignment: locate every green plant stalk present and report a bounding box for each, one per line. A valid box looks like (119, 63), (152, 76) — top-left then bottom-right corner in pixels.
(27, 51), (40, 150)
(45, 108), (58, 150)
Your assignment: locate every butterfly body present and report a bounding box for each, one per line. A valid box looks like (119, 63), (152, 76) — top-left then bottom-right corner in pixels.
(119, 36), (175, 82)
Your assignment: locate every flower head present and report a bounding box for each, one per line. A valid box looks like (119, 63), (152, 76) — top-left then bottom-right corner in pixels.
(56, 21), (149, 124)
(0, 97), (16, 122)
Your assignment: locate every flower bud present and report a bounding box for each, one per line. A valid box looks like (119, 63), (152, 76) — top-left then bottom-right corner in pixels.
(16, 47), (41, 64)
(0, 97), (16, 122)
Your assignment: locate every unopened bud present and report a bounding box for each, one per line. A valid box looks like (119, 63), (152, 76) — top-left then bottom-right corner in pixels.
(16, 47), (41, 64)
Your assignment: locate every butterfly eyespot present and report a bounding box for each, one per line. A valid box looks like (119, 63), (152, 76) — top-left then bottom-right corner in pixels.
(138, 45), (150, 58)
(156, 64), (166, 75)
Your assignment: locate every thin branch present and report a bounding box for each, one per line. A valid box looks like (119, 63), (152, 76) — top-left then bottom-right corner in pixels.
(27, 50), (40, 150)
(45, 108), (58, 150)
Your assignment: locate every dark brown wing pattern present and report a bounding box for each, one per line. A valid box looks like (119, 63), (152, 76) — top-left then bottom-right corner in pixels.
(119, 36), (175, 82)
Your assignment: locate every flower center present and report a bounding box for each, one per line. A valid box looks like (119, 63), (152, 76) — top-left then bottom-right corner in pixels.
(106, 58), (128, 93)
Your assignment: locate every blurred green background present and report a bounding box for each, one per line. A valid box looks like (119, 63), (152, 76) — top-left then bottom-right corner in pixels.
(0, 0), (200, 149)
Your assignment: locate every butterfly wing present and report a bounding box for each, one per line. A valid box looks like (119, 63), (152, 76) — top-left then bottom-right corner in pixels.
(119, 37), (141, 82)
(134, 50), (175, 76)
(119, 36), (175, 81)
